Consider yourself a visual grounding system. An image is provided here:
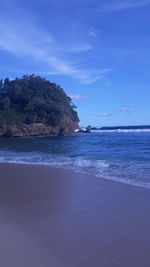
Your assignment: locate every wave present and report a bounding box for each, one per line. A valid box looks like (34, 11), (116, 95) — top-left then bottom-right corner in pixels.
(91, 129), (150, 133)
(0, 151), (109, 170)
(0, 151), (150, 190)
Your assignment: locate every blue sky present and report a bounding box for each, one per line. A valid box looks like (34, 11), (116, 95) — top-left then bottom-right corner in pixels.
(1, 0), (150, 126)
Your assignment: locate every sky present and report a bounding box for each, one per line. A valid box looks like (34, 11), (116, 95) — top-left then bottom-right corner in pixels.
(0, 0), (150, 127)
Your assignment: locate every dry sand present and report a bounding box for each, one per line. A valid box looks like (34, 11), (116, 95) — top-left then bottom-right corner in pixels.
(0, 163), (150, 267)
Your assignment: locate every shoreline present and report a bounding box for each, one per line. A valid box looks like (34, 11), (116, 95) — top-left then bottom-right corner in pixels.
(0, 163), (150, 266)
(0, 161), (150, 191)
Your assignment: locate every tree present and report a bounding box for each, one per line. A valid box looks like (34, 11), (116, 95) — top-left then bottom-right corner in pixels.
(0, 74), (79, 125)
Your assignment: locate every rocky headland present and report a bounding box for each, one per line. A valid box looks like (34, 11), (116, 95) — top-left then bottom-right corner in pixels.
(0, 75), (79, 137)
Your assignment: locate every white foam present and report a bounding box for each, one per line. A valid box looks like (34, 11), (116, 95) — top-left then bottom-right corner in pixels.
(0, 151), (109, 170)
(72, 158), (109, 168)
(0, 151), (150, 190)
(91, 129), (150, 133)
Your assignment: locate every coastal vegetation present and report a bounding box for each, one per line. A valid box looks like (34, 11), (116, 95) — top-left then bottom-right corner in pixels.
(0, 74), (79, 136)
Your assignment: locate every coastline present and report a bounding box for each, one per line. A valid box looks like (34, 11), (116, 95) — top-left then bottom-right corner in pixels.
(0, 163), (150, 267)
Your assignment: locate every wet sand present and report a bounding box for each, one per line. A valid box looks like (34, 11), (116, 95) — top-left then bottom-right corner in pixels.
(0, 163), (150, 267)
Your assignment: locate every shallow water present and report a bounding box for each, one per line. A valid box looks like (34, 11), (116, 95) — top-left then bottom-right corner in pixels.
(0, 131), (150, 189)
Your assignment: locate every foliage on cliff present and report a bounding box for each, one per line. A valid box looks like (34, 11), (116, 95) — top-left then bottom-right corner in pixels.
(0, 75), (79, 128)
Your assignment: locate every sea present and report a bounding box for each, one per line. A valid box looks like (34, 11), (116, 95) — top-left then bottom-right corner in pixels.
(0, 125), (150, 189)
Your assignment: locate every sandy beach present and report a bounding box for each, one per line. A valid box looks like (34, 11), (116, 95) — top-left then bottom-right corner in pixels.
(0, 163), (150, 267)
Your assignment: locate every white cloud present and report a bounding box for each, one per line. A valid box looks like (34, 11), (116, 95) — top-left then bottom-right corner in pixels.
(80, 68), (112, 84)
(88, 27), (100, 38)
(70, 94), (83, 100)
(104, 80), (112, 87)
(99, 0), (150, 12)
(0, 20), (112, 84)
(0, 4), (112, 84)
(58, 44), (92, 52)
(99, 113), (112, 117)
(116, 106), (130, 112)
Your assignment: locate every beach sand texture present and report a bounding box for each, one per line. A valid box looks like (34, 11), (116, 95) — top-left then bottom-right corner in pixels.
(0, 163), (150, 267)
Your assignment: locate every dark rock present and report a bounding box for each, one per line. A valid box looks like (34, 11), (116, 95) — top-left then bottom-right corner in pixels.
(0, 117), (78, 137)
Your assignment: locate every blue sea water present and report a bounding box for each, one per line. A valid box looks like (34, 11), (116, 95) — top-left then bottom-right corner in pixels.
(0, 128), (150, 189)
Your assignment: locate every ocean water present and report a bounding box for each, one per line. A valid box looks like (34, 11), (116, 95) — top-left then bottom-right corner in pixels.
(0, 129), (150, 189)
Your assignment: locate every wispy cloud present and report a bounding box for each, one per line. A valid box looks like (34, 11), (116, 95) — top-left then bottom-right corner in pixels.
(58, 44), (92, 52)
(98, 113), (112, 117)
(70, 94), (84, 100)
(116, 106), (130, 113)
(0, 8), (112, 84)
(99, 0), (150, 12)
(103, 80), (112, 87)
(115, 105), (148, 114)
(88, 27), (100, 38)
(74, 68), (112, 85)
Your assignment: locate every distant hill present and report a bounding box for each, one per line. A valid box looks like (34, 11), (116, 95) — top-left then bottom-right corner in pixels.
(0, 74), (79, 136)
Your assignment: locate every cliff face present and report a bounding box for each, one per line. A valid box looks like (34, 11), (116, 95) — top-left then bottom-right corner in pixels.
(0, 116), (78, 137)
(0, 75), (79, 136)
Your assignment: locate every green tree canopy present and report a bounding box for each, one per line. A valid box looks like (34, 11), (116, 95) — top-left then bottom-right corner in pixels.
(0, 74), (79, 126)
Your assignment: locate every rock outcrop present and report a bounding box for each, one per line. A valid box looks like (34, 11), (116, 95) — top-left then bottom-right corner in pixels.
(0, 75), (79, 136)
(0, 116), (78, 137)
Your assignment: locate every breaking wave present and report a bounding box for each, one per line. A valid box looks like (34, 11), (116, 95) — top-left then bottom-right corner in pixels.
(0, 130), (150, 189)
(91, 129), (150, 133)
